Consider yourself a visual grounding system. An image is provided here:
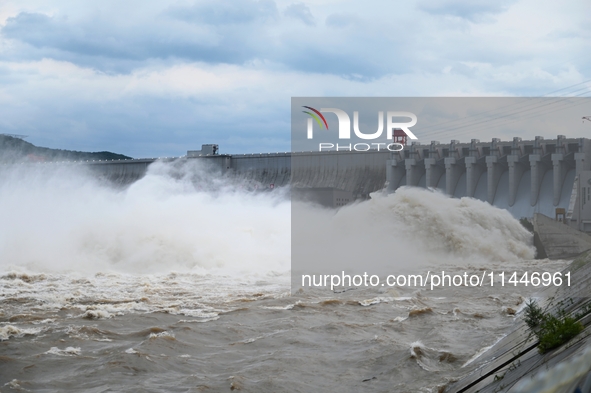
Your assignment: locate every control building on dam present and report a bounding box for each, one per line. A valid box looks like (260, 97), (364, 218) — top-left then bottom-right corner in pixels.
(51, 136), (591, 225)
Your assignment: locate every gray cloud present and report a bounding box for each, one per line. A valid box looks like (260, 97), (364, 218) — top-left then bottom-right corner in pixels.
(0, 0), (586, 80)
(0, 0), (588, 157)
(0, 3), (408, 79)
(167, 0), (278, 25)
(3, 12), (143, 61)
(325, 13), (360, 28)
(284, 3), (315, 26)
(0, 79), (290, 157)
(417, 0), (517, 21)
(1, 11), (267, 72)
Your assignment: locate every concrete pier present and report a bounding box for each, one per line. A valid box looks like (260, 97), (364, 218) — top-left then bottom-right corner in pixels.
(386, 136), (588, 218)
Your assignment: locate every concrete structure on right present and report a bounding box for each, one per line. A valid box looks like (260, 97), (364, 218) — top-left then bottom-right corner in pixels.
(534, 213), (591, 258)
(387, 136), (591, 224)
(567, 170), (591, 232)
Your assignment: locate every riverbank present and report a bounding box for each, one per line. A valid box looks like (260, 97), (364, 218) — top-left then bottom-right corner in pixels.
(446, 223), (591, 392)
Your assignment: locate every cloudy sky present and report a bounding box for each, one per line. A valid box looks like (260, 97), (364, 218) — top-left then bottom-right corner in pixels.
(0, 0), (589, 157)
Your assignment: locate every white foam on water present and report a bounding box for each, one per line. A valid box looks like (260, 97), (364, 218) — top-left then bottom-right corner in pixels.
(0, 325), (43, 341)
(374, 187), (535, 262)
(1, 160), (535, 284)
(149, 331), (174, 339)
(260, 304), (295, 310)
(81, 309), (113, 320)
(4, 380), (25, 390)
(44, 346), (81, 356)
(292, 188), (536, 291)
(410, 340), (427, 359)
(358, 297), (396, 307)
(0, 325), (21, 341)
(0, 160), (291, 277)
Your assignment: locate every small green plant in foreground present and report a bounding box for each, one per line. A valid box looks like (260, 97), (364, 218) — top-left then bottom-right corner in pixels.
(523, 298), (584, 354)
(524, 299), (544, 330)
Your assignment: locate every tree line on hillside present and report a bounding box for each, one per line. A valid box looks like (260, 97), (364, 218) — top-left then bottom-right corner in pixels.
(0, 135), (132, 163)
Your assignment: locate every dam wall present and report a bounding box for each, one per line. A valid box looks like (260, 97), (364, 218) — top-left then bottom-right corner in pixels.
(180, 150), (389, 197)
(18, 136), (590, 219)
(387, 136), (591, 219)
(229, 153), (291, 188)
(85, 158), (155, 184)
(290, 150), (389, 197)
(219, 136), (590, 219)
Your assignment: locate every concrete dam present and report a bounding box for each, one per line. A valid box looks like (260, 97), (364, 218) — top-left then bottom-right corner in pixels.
(37, 136), (591, 220)
(387, 136), (590, 219)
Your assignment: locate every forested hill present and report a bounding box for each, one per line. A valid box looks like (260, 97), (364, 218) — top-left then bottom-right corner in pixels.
(0, 134), (132, 163)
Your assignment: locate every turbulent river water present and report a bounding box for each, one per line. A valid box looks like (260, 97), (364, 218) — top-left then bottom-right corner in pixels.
(0, 161), (569, 392)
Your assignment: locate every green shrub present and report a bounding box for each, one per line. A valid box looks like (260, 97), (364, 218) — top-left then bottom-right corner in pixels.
(524, 299), (544, 330)
(523, 298), (584, 354)
(537, 313), (583, 353)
